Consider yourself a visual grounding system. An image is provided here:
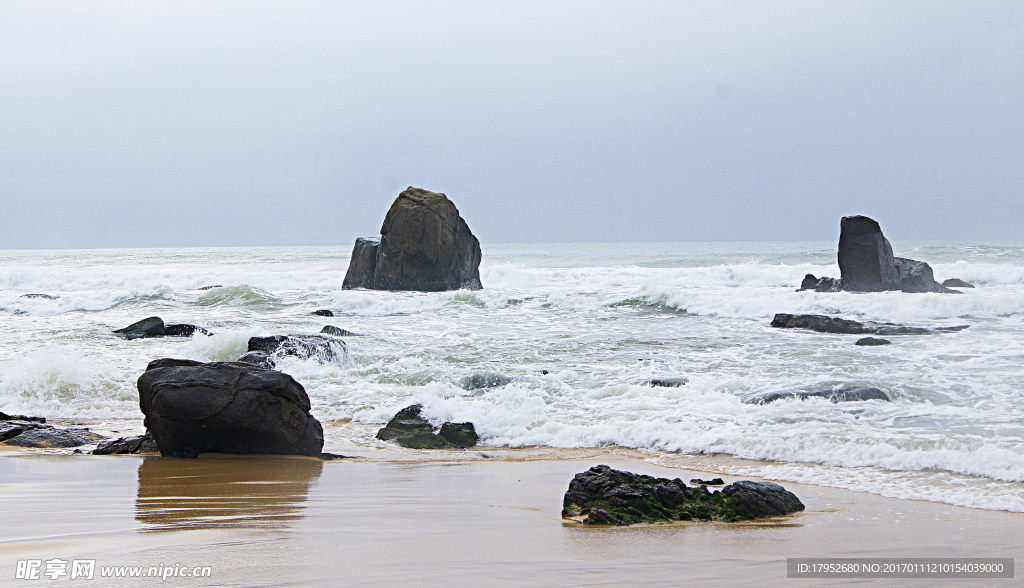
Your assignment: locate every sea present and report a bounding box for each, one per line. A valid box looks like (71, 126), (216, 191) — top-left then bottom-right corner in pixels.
(2, 241), (1023, 512)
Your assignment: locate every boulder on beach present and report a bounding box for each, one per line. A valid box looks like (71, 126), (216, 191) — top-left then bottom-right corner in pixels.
(343, 187), (483, 292)
(114, 317), (211, 339)
(375, 404), (478, 449)
(561, 465), (804, 525)
(1, 416), (105, 448)
(93, 432), (159, 455)
(771, 313), (968, 336)
(747, 383), (890, 405)
(137, 358), (324, 458)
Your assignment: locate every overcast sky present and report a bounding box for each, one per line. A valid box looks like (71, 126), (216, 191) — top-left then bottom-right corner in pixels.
(1, 1), (1021, 248)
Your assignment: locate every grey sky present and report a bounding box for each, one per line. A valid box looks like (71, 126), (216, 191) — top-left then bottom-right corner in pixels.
(2, 1), (1021, 248)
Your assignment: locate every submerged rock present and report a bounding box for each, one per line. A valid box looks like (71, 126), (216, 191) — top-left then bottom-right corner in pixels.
(562, 465), (804, 525)
(311, 309), (334, 317)
(245, 335), (347, 367)
(21, 293), (59, 300)
(648, 378), (688, 388)
(138, 359), (324, 458)
(163, 324), (211, 337)
(320, 325), (360, 337)
(855, 337), (891, 346)
(343, 187), (483, 292)
(941, 278), (975, 289)
(459, 372), (513, 391)
(376, 404), (478, 449)
(93, 432), (159, 455)
(748, 383), (890, 405)
(771, 313), (968, 336)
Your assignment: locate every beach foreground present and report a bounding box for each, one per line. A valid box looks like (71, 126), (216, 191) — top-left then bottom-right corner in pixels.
(1, 449), (1019, 587)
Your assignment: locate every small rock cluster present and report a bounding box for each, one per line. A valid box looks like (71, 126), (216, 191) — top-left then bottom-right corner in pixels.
(375, 404), (478, 449)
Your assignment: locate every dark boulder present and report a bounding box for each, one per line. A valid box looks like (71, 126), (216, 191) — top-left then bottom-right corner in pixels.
(562, 465), (803, 525)
(344, 187), (483, 292)
(320, 326), (360, 337)
(855, 337), (891, 346)
(246, 335), (347, 366)
(114, 317), (166, 340)
(941, 278), (975, 288)
(648, 378), (688, 388)
(837, 215), (899, 292)
(748, 383), (890, 405)
(376, 404), (478, 449)
(342, 237), (380, 289)
(235, 352), (273, 369)
(93, 432), (159, 455)
(0, 411), (45, 423)
(459, 372), (513, 391)
(138, 359), (324, 458)
(771, 313), (968, 336)
(894, 258), (955, 293)
(311, 309), (334, 317)
(690, 478), (725, 486)
(798, 274), (819, 291)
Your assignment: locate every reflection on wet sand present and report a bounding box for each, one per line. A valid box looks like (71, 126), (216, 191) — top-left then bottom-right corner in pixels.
(136, 455), (323, 531)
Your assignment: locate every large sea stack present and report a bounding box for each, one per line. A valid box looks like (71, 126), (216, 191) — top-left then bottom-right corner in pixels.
(137, 359), (324, 458)
(799, 215), (952, 293)
(343, 187), (482, 291)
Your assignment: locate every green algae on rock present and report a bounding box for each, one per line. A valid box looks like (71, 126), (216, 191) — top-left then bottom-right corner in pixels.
(562, 465), (804, 525)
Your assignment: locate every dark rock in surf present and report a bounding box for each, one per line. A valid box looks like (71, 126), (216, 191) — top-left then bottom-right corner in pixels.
(163, 324), (211, 337)
(837, 215), (900, 292)
(197, 285), (223, 291)
(320, 326), (360, 337)
(855, 337), (891, 346)
(459, 372), (513, 391)
(796, 273), (842, 292)
(798, 274), (819, 291)
(375, 404), (478, 449)
(137, 359), (324, 458)
(561, 465), (803, 525)
(342, 237), (380, 289)
(93, 432), (158, 455)
(894, 257), (956, 293)
(246, 335), (347, 367)
(311, 309), (334, 317)
(343, 187), (483, 292)
(114, 317), (166, 340)
(690, 478), (725, 486)
(319, 452), (349, 460)
(941, 278), (975, 289)
(21, 293), (59, 300)
(747, 383), (890, 405)
(236, 352), (273, 369)
(114, 317), (209, 339)
(0, 411), (45, 423)
(648, 378), (688, 388)
(771, 313), (968, 336)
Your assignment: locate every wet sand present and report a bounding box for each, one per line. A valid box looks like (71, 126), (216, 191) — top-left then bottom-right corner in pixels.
(1, 448), (1020, 587)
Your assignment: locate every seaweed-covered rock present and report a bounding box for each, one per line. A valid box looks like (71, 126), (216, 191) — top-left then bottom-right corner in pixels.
(459, 372), (512, 391)
(3, 426), (104, 448)
(375, 404), (478, 449)
(343, 188), (483, 292)
(138, 359), (324, 458)
(771, 313), (968, 336)
(93, 432), (159, 455)
(747, 383), (890, 405)
(562, 465), (803, 525)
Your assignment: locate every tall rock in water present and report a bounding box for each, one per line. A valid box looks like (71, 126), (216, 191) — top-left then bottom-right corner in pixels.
(343, 187), (482, 291)
(837, 216), (900, 292)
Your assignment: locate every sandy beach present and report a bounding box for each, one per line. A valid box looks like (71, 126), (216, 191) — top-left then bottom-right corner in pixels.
(2, 435), (1020, 588)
